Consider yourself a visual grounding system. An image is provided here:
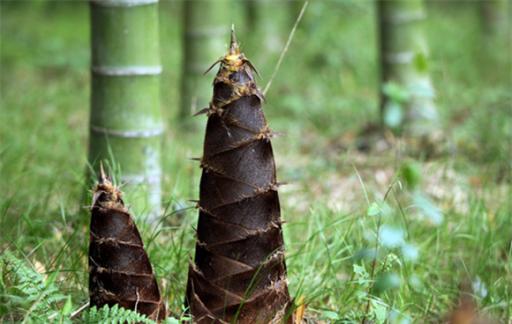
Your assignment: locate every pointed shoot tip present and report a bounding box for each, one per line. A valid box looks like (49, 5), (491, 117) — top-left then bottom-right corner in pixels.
(229, 24), (239, 55)
(98, 162), (109, 185)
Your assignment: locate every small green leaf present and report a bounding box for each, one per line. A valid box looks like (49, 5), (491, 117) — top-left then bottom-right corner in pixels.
(367, 202), (381, 217)
(400, 161), (422, 189)
(353, 264), (368, 278)
(414, 52), (429, 73)
(321, 310), (340, 320)
(61, 296), (72, 315)
(368, 202), (393, 218)
(383, 82), (410, 103)
(371, 299), (388, 323)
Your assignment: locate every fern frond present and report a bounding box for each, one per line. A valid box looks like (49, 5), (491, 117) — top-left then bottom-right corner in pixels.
(1, 251), (66, 321)
(82, 304), (157, 324)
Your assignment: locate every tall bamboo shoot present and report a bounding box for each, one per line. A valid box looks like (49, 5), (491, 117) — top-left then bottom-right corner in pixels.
(185, 29), (293, 323)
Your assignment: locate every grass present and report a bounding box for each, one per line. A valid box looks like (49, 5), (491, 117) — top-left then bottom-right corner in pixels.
(1, 1), (510, 323)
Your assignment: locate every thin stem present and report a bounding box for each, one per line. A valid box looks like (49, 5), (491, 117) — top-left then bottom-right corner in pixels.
(361, 180), (396, 323)
(353, 164), (370, 207)
(71, 303), (90, 319)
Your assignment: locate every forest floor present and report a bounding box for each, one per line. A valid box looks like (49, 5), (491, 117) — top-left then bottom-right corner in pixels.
(1, 2), (510, 323)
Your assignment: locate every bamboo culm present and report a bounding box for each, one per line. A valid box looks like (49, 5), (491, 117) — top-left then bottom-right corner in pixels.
(185, 30), (293, 323)
(88, 0), (163, 222)
(180, 0), (230, 118)
(480, 0), (508, 36)
(89, 166), (166, 321)
(378, 0), (439, 135)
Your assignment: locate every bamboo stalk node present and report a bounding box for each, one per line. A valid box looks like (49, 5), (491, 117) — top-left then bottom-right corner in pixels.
(384, 10), (426, 24)
(90, 125), (164, 138)
(384, 51), (415, 64)
(90, 0), (158, 8)
(91, 65), (162, 76)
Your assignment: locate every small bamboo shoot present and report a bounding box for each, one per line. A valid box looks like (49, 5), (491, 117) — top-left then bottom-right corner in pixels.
(89, 167), (166, 321)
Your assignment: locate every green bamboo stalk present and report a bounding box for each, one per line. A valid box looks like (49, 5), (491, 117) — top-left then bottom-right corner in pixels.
(88, 0), (163, 223)
(378, 0), (438, 136)
(245, 0), (288, 62)
(180, 0), (230, 118)
(480, 0), (508, 36)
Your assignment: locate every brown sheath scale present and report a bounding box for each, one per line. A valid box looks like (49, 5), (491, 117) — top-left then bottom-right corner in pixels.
(89, 167), (166, 321)
(186, 29), (293, 323)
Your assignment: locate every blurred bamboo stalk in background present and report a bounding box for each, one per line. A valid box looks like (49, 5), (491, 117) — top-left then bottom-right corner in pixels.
(377, 0), (439, 136)
(180, 0), (230, 118)
(245, 0), (288, 67)
(479, 0), (508, 36)
(88, 0), (163, 223)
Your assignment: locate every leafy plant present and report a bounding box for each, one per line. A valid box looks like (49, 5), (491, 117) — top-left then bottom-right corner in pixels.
(82, 304), (155, 324)
(1, 251), (67, 322)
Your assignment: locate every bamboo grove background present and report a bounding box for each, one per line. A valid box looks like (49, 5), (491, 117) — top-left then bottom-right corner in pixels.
(1, 0), (511, 322)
